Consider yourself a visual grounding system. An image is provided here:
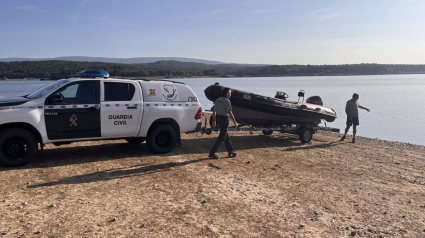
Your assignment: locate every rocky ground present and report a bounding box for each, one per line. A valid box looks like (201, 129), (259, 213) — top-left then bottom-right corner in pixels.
(0, 126), (424, 237)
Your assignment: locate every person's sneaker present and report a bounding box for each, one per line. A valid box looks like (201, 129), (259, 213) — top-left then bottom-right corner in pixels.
(340, 135), (346, 141)
(352, 138), (356, 143)
(228, 152), (238, 158)
(208, 154), (220, 159)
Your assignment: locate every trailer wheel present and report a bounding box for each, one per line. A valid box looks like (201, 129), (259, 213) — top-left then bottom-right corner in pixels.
(0, 128), (37, 167)
(147, 124), (177, 154)
(299, 127), (313, 143)
(125, 137), (145, 144)
(262, 130), (273, 135)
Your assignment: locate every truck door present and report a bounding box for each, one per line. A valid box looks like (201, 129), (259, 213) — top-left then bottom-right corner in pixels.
(100, 81), (142, 137)
(45, 81), (101, 140)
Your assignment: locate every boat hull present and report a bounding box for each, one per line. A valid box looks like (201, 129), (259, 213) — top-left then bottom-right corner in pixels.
(204, 84), (337, 126)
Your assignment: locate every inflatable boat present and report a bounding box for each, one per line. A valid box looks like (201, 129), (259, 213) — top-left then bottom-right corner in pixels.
(204, 83), (337, 126)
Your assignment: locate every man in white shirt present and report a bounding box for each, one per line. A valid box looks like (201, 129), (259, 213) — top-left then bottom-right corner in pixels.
(340, 93), (370, 143)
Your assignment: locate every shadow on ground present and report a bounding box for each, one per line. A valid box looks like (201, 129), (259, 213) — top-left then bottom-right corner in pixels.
(28, 157), (212, 188)
(23, 133), (343, 187)
(1, 133), (341, 170)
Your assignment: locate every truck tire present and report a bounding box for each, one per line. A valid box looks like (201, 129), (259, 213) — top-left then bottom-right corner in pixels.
(0, 128), (38, 167)
(147, 124), (177, 154)
(262, 130), (273, 135)
(299, 127), (313, 143)
(125, 137), (145, 144)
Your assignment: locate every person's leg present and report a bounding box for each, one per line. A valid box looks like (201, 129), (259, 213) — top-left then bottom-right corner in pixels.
(344, 126), (350, 136)
(209, 127), (228, 156)
(224, 132), (237, 157)
(340, 125), (350, 141)
(351, 117), (359, 143)
(209, 116), (230, 157)
(224, 132), (233, 151)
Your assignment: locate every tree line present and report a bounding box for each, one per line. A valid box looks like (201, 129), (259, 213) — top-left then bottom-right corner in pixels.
(1, 60), (425, 80)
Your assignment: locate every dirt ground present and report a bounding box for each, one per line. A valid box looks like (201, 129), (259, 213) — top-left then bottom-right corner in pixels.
(0, 126), (424, 237)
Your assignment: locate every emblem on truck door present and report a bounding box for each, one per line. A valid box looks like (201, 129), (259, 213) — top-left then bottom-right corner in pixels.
(148, 89), (156, 96)
(161, 84), (179, 101)
(70, 114), (78, 126)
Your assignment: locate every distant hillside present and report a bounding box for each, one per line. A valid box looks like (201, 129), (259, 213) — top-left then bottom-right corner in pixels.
(1, 60), (425, 80)
(0, 56), (227, 65)
(0, 60), (242, 79)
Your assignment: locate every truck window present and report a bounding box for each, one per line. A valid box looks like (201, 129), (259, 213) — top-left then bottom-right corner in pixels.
(27, 79), (70, 99)
(61, 84), (78, 98)
(104, 82), (135, 101)
(48, 82), (99, 105)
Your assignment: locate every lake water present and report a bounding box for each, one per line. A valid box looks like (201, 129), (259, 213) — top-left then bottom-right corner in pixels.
(1, 75), (424, 145)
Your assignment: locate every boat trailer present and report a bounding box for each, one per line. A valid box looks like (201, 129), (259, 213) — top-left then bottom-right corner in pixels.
(200, 113), (340, 143)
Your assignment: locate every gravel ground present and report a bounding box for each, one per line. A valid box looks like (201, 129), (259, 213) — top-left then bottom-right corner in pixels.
(0, 125), (424, 237)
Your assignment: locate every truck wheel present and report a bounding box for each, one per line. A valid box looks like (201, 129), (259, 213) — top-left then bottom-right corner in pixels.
(299, 127), (313, 143)
(0, 128), (38, 167)
(262, 130), (273, 135)
(147, 124), (177, 154)
(125, 137), (145, 144)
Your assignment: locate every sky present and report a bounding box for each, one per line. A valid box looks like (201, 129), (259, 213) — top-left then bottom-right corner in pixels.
(1, 0), (424, 65)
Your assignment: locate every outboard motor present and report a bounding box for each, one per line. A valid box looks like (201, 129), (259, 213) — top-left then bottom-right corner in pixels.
(306, 96), (323, 106)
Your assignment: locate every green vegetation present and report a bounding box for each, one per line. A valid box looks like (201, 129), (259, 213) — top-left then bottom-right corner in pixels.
(1, 60), (425, 79)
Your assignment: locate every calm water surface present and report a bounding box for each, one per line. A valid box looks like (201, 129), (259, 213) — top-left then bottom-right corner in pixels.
(1, 75), (424, 145)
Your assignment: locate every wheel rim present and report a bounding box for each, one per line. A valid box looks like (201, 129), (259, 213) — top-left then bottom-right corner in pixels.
(156, 132), (170, 148)
(303, 130), (312, 141)
(3, 137), (30, 161)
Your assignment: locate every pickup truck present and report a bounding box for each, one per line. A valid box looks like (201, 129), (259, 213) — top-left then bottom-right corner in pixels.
(0, 71), (202, 166)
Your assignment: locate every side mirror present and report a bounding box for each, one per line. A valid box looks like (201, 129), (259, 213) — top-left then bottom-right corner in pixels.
(49, 94), (63, 104)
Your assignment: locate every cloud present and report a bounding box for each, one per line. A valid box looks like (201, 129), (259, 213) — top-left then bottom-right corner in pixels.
(15, 5), (47, 13)
(308, 9), (325, 17)
(319, 13), (340, 20)
(68, 11), (118, 27)
(251, 9), (281, 15)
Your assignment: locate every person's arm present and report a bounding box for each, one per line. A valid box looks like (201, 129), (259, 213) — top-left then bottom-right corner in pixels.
(358, 105), (370, 112)
(211, 107), (217, 128)
(228, 111), (238, 129)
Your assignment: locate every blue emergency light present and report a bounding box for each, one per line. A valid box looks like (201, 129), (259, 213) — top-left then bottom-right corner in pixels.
(80, 70), (110, 78)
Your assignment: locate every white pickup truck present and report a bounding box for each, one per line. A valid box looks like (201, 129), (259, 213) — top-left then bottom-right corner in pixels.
(0, 71), (202, 166)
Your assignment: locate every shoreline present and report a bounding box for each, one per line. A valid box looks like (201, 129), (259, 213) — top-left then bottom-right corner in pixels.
(200, 113), (425, 147)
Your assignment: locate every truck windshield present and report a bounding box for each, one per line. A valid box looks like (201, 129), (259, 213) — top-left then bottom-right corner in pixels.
(27, 79), (70, 99)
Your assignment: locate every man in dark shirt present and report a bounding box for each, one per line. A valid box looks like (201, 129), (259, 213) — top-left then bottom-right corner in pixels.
(340, 93), (370, 143)
(209, 88), (238, 159)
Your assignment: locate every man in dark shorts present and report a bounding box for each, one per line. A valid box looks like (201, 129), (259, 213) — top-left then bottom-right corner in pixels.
(340, 93), (370, 143)
(209, 88), (238, 159)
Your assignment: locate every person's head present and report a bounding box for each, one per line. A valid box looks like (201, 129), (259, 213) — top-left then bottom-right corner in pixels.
(352, 93), (359, 101)
(222, 88), (232, 98)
